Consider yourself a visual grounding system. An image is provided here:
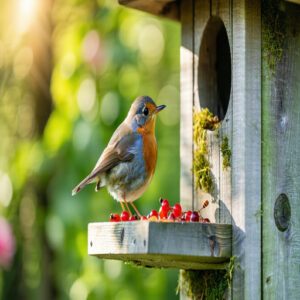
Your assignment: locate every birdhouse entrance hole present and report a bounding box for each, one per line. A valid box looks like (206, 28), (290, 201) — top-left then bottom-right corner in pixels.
(198, 16), (231, 121)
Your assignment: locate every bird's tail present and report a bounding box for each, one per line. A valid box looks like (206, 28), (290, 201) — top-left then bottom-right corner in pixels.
(72, 176), (95, 196)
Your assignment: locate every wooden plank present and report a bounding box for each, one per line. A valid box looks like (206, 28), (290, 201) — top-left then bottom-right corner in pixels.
(88, 222), (232, 270)
(193, 0), (217, 222)
(193, 0), (233, 224)
(118, 0), (179, 21)
(262, 3), (300, 299)
(180, 0), (194, 211)
(209, 5), (233, 300)
(212, 0), (233, 226)
(231, 0), (261, 299)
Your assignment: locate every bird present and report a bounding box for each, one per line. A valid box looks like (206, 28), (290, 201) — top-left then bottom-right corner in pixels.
(72, 96), (166, 217)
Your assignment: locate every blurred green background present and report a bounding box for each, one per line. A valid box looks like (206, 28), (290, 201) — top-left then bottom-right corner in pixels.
(0, 0), (180, 299)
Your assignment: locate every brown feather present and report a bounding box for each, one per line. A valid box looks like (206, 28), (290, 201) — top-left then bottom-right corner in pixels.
(72, 122), (137, 195)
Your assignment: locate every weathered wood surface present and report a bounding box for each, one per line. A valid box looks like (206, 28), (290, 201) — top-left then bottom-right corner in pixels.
(180, 0), (261, 299)
(231, 1), (261, 299)
(88, 222), (232, 269)
(193, 0), (232, 225)
(262, 3), (300, 299)
(194, 0), (218, 223)
(180, 0), (194, 212)
(211, 1), (233, 226)
(118, 0), (179, 21)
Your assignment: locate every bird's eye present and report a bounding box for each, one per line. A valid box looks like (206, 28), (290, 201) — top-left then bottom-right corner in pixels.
(143, 107), (149, 116)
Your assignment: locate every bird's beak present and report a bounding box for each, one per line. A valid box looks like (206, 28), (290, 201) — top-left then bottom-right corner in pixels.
(155, 105), (166, 114)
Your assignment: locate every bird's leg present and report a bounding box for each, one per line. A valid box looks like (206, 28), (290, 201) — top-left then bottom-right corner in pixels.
(123, 194), (132, 216)
(130, 202), (142, 218)
(119, 201), (126, 212)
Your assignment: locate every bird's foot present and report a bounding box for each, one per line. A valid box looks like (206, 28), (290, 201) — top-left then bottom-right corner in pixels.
(130, 202), (142, 218)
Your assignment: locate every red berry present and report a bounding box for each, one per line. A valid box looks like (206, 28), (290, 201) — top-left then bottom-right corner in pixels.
(160, 199), (170, 212)
(159, 207), (168, 219)
(110, 213), (121, 222)
(190, 211), (199, 222)
(203, 218), (210, 223)
(140, 216), (147, 220)
(129, 215), (138, 221)
(168, 212), (176, 222)
(148, 215), (158, 221)
(148, 209), (159, 218)
(121, 211), (130, 221)
(173, 203), (182, 218)
(185, 210), (192, 222)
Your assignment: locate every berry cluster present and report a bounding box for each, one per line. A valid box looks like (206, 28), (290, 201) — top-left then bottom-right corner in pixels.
(109, 198), (210, 223)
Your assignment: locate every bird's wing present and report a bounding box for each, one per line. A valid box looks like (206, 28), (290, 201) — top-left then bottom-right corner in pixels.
(89, 131), (138, 178)
(72, 124), (137, 195)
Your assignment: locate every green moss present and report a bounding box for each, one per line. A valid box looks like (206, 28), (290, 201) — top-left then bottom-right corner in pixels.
(194, 108), (220, 135)
(193, 109), (219, 194)
(262, 0), (287, 74)
(178, 257), (235, 299)
(193, 151), (212, 194)
(179, 270), (227, 300)
(220, 136), (231, 170)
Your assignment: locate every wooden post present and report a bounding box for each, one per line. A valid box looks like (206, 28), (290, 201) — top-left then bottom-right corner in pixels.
(262, 2), (300, 299)
(231, 1), (261, 299)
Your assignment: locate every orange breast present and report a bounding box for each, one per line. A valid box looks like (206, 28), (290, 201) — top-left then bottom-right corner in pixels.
(142, 132), (157, 177)
(137, 118), (157, 177)
(137, 119), (157, 177)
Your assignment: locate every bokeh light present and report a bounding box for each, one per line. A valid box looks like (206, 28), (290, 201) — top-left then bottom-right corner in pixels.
(100, 92), (120, 125)
(69, 278), (89, 300)
(138, 23), (165, 66)
(60, 52), (77, 79)
(0, 172), (13, 208)
(73, 121), (92, 151)
(77, 77), (99, 121)
(118, 65), (140, 98)
(82, 30), (106, 73)
(157, 85), (180, 126)
(104, 260), (122, 279)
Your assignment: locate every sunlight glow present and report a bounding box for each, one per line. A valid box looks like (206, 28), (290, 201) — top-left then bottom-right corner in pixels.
(18, 0), (37, 33)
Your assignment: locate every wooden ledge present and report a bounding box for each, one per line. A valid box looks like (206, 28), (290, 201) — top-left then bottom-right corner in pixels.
(118, 0), (180, 21)
(88, 222), (232, 270)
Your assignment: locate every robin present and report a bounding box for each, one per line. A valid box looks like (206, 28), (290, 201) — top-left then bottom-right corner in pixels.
(72, 96), (166, 217)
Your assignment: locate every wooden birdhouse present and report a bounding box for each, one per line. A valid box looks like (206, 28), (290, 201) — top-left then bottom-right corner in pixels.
(88, 0), (300, 299)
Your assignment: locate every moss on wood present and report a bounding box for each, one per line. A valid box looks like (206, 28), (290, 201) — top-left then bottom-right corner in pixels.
(262, 0), (287, 74)
(178, 257), (235, 300)
(221, 136), (231, 170)
(193, 108), (219, 194)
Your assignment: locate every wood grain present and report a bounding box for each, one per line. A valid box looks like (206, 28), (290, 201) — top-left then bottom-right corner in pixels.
(262, 3), (300, 299)
(180, 0), (194, 211)
(212, 0), (233, 226)
(193, 0), (216, 222)
(231, 0), (261, 299)
(88, 222), (232, 270)
(193, 0), (232, 225)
